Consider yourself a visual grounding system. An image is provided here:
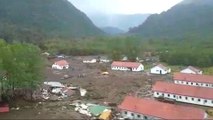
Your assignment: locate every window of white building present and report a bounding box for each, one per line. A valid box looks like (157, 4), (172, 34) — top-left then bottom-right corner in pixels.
(179, 96), (182, 99)
(124, 111), (127, 114)
(137, 115), (141, 118)
(185, 97), (188, 100)
(192, 98), (194, 101)
(131, 113), (134, 116)
(157, 92), (159, 95)
(198, 99), (201, 102)
(204, 100), (207, 103)
(168, 94), (170, 97)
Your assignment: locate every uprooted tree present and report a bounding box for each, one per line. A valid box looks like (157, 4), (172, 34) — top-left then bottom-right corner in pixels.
(0, 39), (44, 101)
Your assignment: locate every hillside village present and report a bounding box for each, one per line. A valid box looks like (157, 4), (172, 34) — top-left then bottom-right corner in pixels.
(1, 0), (213, 119)
(1, 53), (213, 119)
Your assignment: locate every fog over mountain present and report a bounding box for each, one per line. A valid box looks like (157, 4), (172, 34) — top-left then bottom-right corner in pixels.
(89, 13), (150, 31)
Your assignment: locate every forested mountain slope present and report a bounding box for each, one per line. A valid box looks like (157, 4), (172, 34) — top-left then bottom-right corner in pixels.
(129, 0), (213, 39)
(0, 0), (104, 42)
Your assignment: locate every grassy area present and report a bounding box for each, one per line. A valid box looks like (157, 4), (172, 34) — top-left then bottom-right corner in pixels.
(203, 67), (213, 75)
(169, 65), (184, 74)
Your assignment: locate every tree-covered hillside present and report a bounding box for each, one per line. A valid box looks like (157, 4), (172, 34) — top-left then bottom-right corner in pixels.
(129, 0), (213, 39)
(0, 0), (104, 42)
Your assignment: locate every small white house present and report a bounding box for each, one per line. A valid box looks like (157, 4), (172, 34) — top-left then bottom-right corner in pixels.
(52, 60), (69, 70)
(83, 59), (97, 63)
(150, 64), (171, 74)
(111, 61), (144, 72)
(180, 66), (202, 74)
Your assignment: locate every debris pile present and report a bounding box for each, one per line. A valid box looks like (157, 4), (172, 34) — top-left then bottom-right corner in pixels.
(135, 82), (152, 98)
(70, 101), (111, 119)
(41, 81), (87, 101)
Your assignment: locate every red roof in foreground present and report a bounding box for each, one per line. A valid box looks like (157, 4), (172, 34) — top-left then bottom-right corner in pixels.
(152, 81), (213, 99)
(54, 60), (69, 66)
(111, 61), (142, 68)
(174, 73), (213, 84)
(118, 96), (205, 119)
(0, 103), (9, 113)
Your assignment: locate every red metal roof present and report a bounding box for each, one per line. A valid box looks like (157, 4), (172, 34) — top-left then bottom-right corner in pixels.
(111, 61), (142, 68)
(118, 96), (205, 119)
(55, 60), (69, 66)
(174, 73), (213, 84)
(0, 103), (9, 113)
(152, 81), (213, 99)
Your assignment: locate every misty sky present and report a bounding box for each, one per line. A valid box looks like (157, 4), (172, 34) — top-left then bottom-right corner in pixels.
(68, 0), (183, 15)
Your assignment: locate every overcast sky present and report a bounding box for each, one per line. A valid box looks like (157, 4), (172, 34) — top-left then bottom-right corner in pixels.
(68, 0), (183, 15)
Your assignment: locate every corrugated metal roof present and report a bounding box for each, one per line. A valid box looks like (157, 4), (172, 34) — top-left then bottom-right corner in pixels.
(174, 73), (213, 84)
(118, 96), (205, 119)
(152, 81), (213, 99)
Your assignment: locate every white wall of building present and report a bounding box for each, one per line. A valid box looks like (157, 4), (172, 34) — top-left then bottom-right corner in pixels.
(111, 66), (130, 71)
(154, 91), (213, 107)
(52, 64), (69, 70)
(150, 66), (170, 75)
(111, 64), (144, 72)
(120, 110), (156, 120)
(174, 80), (213, 88)
(83, 59), (97, 63)
(180, 69), (202, 74)
(133, 64), (144, 72)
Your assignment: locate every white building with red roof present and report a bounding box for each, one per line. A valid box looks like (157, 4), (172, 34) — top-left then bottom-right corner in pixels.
(174, 73), (213, 88)
(181, 66), (202, 74)
(152, 81), (213, 107)
(150, 64), (171, 75)
(118, 96), (206, 119)
(52, 60), (69, 70)
(111, 61), (144, 72)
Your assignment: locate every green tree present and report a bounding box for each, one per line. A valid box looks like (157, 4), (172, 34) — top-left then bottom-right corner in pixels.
(0, 39), (44, 100)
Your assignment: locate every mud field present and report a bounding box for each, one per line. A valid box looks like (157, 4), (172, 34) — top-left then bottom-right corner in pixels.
(0, 56), (170, 119)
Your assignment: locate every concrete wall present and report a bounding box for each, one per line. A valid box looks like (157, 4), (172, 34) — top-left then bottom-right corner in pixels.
(154, 91), (213, 107)
(120, 110), (157, 119)
(133, 64), (144, 72)
(174, 80), (213, 88)
(111, 64), (144, 72)
(111, 66), (130, 71)
(150, 66), (169, 75)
